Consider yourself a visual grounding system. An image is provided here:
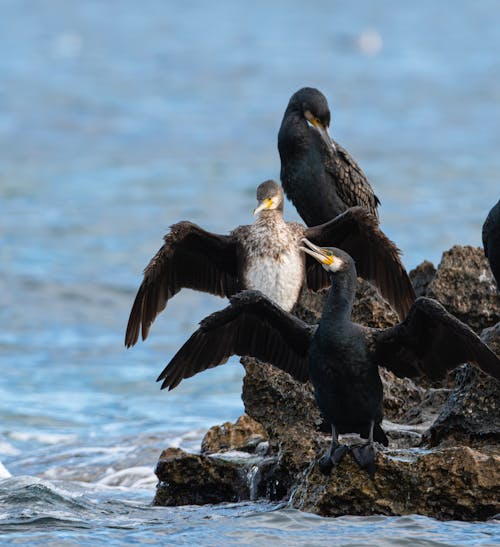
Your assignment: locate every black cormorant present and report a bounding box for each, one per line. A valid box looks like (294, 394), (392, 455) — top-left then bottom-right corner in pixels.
(125, 180), (414, 347)
(157, 241), (500, 476)
(278, 87), (380, 227)
(482, 199), (500, 288)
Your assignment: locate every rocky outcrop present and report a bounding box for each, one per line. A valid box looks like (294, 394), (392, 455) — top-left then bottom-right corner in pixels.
(423, 245), (499, 332)
(152, 245), (500, 521)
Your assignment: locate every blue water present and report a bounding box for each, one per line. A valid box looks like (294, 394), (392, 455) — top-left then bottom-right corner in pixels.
(1, 1), (499, 545)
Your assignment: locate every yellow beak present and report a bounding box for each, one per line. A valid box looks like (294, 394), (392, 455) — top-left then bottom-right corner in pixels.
(253, 198), (274, 215)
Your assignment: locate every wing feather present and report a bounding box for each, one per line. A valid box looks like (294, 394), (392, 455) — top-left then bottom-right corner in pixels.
(325, 142), (380, 217)
(125, 221), (239, 347)
(305, 207), (415, 319)
(375, 297), (500, 380)
(157, 290), (314, 390)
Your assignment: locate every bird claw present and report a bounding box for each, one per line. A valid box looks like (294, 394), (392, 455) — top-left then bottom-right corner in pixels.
(318, 444), (349, 475)
(350, 443), (377, 478)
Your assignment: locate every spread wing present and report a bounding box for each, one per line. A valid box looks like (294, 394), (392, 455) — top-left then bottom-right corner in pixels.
(125, 221), (239, 347)
(375, 297), (500, 380)
(325, 141), (380, 218)
(305, 207), (415, 319)
(157, 290), (315, 390)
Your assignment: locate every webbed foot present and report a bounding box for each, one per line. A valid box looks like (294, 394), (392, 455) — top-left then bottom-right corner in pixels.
(318, 444), (349, 475)
(350, 442), (377, 478)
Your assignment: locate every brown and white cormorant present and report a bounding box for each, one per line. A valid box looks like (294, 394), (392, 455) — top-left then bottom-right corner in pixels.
(125, 180), (415, 347)
(157, 241), (500, 476)
(482, 199), (500, 288)
(278, 87), (380, 227)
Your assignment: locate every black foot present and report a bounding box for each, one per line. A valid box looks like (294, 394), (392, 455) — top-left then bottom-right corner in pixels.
(318, 444), (349, 475)
(350, 443), (377, 478)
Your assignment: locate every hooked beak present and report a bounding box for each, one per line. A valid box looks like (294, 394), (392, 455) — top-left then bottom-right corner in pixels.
(300, 238), (333, 266)
(253, 198), (274, 215)
(305, 111), (336, 153)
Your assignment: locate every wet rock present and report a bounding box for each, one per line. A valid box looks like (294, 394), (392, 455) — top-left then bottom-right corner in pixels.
(290, 446), (500, 521)
(201, 414), (268, 455)
(153, 448), (249, 506)
(425, 245), (500, 332)
(426, 322), (500, 446)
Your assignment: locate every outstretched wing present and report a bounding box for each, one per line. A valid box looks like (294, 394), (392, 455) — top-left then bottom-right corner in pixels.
(325, 141), (380, 218)
(125, 221), (239, 347)
(157, 290), (315, 390)
(375, 297), (500, 380)
(305, 207), (415, 319)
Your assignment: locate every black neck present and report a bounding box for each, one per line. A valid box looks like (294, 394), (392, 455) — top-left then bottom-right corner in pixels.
(321, 265), (357, 326)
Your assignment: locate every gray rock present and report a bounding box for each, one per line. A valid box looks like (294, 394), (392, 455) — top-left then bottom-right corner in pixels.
(153, 448), (249, 506)
(426, 322), (500, 446)
(425, 245), (499, 332)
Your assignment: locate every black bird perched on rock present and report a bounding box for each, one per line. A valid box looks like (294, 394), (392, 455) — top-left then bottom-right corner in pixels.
(482, 199), (500, 288)
(157, 240), (500, 476)
(125, 180), (414, 347)
(278, 87), (380, 227)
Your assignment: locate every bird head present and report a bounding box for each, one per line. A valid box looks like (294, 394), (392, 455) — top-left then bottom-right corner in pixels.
(300, 239), (353, 273)
(253, 180), (284, 215)
(288, 87), (336, 153)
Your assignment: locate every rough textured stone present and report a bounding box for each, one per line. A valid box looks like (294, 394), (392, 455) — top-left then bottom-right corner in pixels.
(425, 245), (500, 332)
(153, 448), (249, 506)
(426, 322), (500, 446)
(290, 446), (500, 521)
(410, 260), (436, 297)
(201, 414), (268, 455)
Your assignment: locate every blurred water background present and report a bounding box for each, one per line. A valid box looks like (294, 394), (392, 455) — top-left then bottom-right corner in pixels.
(0, 0), (499, 545)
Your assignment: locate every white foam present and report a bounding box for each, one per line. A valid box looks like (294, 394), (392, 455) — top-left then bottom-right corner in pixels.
(9, 431), (77, 445)
(0, 440), (20, 456)
(97, 466), (156, 489)
(0, 461), (11, 479)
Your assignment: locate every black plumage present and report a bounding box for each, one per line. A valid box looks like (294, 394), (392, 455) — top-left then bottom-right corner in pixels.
(278, 87), (380, 227)
(482, 199), (500, 288)
(125, 180), (414, 347)
(158, 242), (500, 476)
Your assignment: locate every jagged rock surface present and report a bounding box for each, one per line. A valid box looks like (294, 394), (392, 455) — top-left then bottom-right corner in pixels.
(201, 414), (268, 455)
(424, 245), (499, 332)
(291, 446), (500, 521)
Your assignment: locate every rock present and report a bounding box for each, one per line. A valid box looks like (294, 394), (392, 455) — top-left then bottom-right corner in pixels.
(290, 446), (500, 521)
(426, 322), (500, 446)
(425, 245), (500, 332)
(410, 260), (436, 297)
(153, 448), (249, 506)
(352, 279), (399, 329)
(201, 414), (268, 455)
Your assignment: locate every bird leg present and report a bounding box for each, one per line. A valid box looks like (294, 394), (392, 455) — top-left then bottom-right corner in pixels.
(350, 421), (377, 478)
(318, 425), (348, 475)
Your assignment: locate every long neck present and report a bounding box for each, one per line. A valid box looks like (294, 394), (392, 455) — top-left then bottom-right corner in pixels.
(321, 265), (357, 326)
